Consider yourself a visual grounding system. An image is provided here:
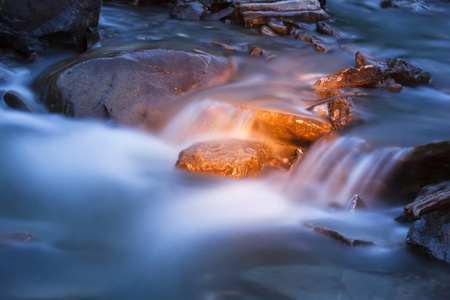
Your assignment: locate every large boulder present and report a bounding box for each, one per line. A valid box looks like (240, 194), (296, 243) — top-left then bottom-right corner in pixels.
(36, 47), (234, 128)
(0, 0), (103, 55)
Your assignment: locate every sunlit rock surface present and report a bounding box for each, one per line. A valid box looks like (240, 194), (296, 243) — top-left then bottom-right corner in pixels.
(407, 211), (450, 263)
(36, 47), (234, 127)
(310, 97), (360, 129)
(0, 0), (103, 55)
(312, 65), (383, 90)
(176, 139), (300, 178)
(251, 109), (332, 146)
(176, 139), (269, 178)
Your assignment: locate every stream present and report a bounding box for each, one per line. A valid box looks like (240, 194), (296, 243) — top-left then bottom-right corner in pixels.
(1, 0), (450, 299)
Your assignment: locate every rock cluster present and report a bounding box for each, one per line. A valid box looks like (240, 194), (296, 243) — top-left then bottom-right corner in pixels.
(313, 51), (431, 93)
(0, 0), (103, 58)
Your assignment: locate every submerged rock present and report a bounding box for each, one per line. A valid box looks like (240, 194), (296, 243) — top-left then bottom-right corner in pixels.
(176, 139), (299, 178)
(407, 211), (450, 263)
(381, 0), (431, 11)
(0, 232), (38, 245)
(0, 0), (102, 54)
(3, 90), (35, 113)
(36, 47), (234, 128)
(312, 65), (383, 90)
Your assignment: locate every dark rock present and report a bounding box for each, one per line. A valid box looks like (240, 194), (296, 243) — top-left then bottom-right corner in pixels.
(176, 139), (301, 178)
(36, 47), (234, 128)
(316, 21), (341, 38)
(384, 58), (431, 86)
(355, 51), (388, 69)
(0, 232), (38, 245)
(386, 141), (450, 199)
(203, 7), (235, 21)
(3, 90), (35, 113)
(310, 97), (360, 130)
(312, 65), (383, 90)
(0, 0), (103, 54)
(171, 1), (207, 20)
(306, 222), (375, 246)
(407, 211), (450, 263)
(293, 31), (330, 52)
(404, 184), (450, 221)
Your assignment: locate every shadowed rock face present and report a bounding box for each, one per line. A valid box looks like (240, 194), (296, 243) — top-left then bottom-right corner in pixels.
(407, 211), (450, 263)
(36, 48), (234, 127)
(0, 0), (103, 54)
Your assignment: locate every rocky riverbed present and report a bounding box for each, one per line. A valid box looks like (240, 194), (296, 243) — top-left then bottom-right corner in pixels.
(1, 0), (449, 299)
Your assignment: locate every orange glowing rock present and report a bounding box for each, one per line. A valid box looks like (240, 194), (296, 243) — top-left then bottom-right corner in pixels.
(312, 65), (383, 90)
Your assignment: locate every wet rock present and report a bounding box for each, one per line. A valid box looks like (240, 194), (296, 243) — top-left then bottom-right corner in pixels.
(238, 0), (322, 12)
(387, 141), (450, 199)
(312, 65), (383, 90)
(251, 109), (333, 146)
(175, 139), (270, 178)
(171, 1), (207, 20)
(344, 194), (367, 211)
(407, 211), (450, 263)
(404, 184), (450, 221)
(310, 97), (360, 130)
(241, 10), (329, 27)
(384, 58), (431, 86)
(355, 52), (431, 87)
(203, 7), (235, 21)
(268, 19), (289, 35)
(0, 232), (38, 245)
(250, 47), (263, 56)
(293, 31), (330, 52)
(36, 47), (234, 128)
(305, 215), (404, 246)
(355, 51), (388, 69)
(261, 25), (278, 36)
(0, 0), (103, 54)
(316, 21), (341, 38)
(3, 90), (35, 113)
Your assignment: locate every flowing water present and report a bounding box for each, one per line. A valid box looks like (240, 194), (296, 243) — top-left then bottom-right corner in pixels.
(1, 0), (450, 299)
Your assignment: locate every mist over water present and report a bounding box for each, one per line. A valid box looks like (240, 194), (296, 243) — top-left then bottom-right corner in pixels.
(1, 1), (450, 299)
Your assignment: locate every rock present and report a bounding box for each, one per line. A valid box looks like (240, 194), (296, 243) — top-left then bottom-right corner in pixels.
(305, 215), (404, 246)
(261, 25), (278, 36)
(0, 232), (38, 245)
(0, 0), (103, 54)
(175, 139), (269, 178)
(241, 10), (329, 27)
(384, 58), (431, 86)
(309, 97), (360, 130)
(36, 47), (234, 128)
(407, 211), (450, 263)
(312, 65), (383, 90)
(404, 183), (450, 221)
(268, 19), (289, 35)
(238, 0), (322, 12)
(355, 51), (388, 69)
(316, 21), (341, 38)
(355, 52), (431, 87)
(386, 141), (450, 199)
(251, 109), (333, 146)
(250, 47), (263, 56)
(203, 7), (235, 21)
(293, 31), (330, 52)
(344, 194), (367, 211)
(171, 1), (207, 20)
(3, 90), (35, 113)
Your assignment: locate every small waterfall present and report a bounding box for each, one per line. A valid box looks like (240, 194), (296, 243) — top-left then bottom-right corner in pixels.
(289, 136), (412, 207)
(160, 99), (256, 146)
